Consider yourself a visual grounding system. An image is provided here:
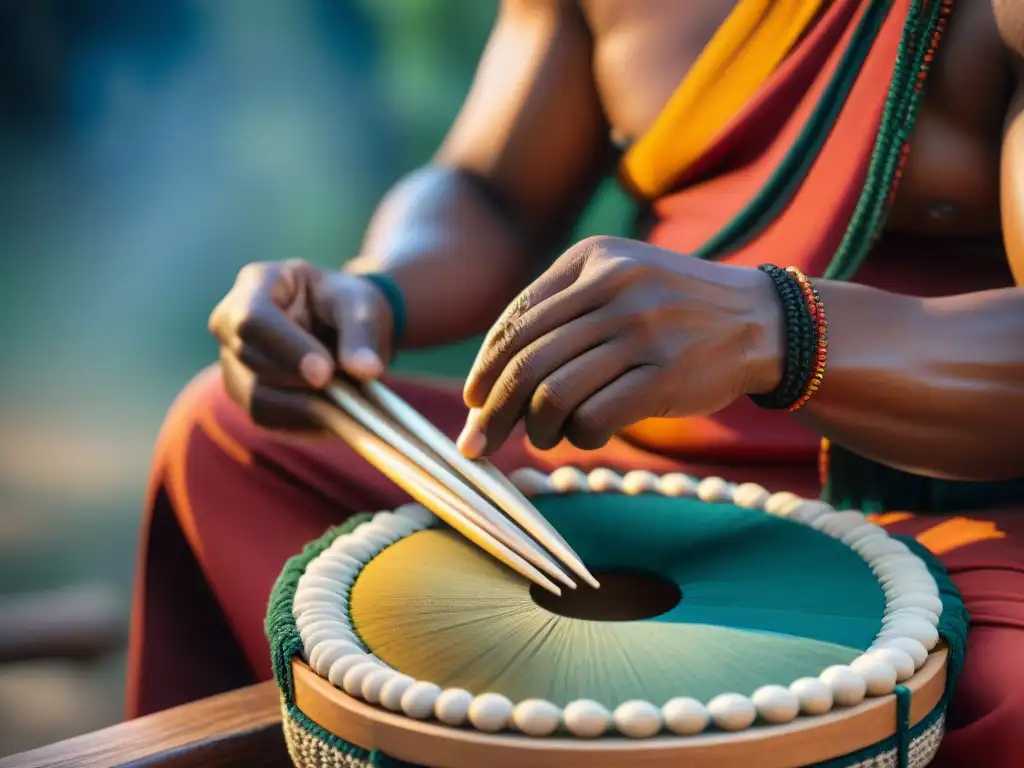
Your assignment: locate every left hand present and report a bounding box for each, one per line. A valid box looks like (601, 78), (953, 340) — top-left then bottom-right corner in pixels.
(457, 236), (784, 458)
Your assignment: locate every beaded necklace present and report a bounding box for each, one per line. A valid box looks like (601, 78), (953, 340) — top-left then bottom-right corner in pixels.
(824, 0), (953, 280)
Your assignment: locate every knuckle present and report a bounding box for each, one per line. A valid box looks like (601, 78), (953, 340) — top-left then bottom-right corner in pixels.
(566, 407), (608, 449)
(533, 378), (571, 416)
(505, 349), (537, 390)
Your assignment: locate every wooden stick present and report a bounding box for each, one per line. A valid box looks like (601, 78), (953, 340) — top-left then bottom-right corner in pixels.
(364, 380), (600, 589)
(309, 395), (565, 596)
(327, 383), (575, 590)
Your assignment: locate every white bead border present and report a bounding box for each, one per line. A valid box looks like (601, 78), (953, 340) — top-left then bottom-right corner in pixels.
(292, 467), (942, 739)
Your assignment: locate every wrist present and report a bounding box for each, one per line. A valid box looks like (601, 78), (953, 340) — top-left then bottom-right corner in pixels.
(351, 270), (408, 350)
(742, 268), (786, 396)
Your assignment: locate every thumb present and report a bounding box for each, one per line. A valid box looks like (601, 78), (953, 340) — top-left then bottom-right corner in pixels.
(330, 278), (389, 381)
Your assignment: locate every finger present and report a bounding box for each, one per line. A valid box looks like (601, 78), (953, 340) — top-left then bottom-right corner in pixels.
(236, 298), (335, 388)
(219, 347), (326, 434)
(464, 263), (622, 409)
(229, 343), (308, 389)
(525, 340), (636, 451)
(457, 311), (613, 458)
(563, 365), (663, 450)
(317, 277), (386, 382)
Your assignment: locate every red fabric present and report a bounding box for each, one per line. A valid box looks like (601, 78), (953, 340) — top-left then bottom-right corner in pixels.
(127, 368), (1024, 765)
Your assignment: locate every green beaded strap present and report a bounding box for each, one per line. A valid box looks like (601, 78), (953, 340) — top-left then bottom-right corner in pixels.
(361, 273), (408, 348)
(825, 0), (951, 280)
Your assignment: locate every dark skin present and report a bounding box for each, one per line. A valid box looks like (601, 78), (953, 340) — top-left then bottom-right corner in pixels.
(210, 0), (1024, 481)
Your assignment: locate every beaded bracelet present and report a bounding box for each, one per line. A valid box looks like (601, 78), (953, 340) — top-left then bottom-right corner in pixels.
(360, 273), (408, 348)
(785, 266), (827, 412)
(749, 264), (827, 411)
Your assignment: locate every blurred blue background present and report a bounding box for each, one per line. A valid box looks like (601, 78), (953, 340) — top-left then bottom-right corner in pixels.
(0, 0), (631, 756)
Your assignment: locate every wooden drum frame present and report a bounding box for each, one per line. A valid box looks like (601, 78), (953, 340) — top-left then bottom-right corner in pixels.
(290, 646), (948, 768)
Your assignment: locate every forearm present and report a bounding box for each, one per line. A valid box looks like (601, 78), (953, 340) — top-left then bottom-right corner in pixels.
(345, 167), (544, 349)
(793, 281), (1024, 480)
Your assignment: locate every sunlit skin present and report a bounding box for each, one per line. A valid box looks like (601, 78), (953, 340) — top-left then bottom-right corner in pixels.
(208, 0), (1024, 481)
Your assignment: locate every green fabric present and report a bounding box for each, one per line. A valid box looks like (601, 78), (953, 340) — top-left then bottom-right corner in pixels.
(823, 443), (1024, 514)
(266, 513), (377, 766)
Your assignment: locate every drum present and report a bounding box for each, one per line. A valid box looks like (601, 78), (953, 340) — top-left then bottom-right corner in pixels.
(266, 468), (967, 768)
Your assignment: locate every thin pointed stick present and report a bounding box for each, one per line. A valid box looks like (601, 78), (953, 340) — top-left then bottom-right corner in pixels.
(325, 384), (576, 591)
(306, 398), (563, 596)
(364, 380), (600, 589)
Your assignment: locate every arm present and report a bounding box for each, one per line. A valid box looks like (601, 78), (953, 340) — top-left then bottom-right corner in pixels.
(345, 0), (613, 350)
(786, 85), (1024, 482)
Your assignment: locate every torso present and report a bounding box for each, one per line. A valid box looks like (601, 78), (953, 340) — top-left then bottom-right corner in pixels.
(578, 0), (1018, 279)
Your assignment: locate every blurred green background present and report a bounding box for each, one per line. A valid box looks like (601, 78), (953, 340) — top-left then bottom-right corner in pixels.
(0, 0), (632, 756)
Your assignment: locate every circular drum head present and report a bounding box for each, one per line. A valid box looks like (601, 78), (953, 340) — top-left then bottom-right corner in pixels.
(279, 472), (962, 768)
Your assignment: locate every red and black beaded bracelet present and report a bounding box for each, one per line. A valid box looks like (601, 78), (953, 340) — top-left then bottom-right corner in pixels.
(749, 264), (828, 412)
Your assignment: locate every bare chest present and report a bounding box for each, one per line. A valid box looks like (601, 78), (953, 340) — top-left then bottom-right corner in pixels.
(580, 0), (1014, 237)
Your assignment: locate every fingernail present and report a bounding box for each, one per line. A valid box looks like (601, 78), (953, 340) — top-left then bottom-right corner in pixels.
(300, 354), (333, 387)
(457, 417), (486, 459)
(346, 349), (384, 380)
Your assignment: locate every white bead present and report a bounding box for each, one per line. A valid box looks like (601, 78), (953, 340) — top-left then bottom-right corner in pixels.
(354, 524), (399, 549)
(371, 511), (420, 537)
(886, 593), (943, 617)
(507, 467), (554, 497)
(872, 637), (929, 669)
(661, 697), (710, 735)
(788, 677), (833, 716)
(587, 468), (623, 493)
(563, 700), (611, 738)
(849, 655), (897, 696)
(294, 586), (344, 608)
(613, 700), (663, 738)
(401, 681), (442, 720)
(731, 482), (771, 509)
(310, 639), (362, 677)
(707, 693), (756, 731)
(435, 688), (474, 726)
(751, 685), (799, 724)
(313, 551), (363, 572)
(330, 536), (376, 562)
(841, 524), (887, 548)
(512, 699), (562, 737)
(468, 692), (514, 733)
(296, 613), (345, 637)
(302, 624), (353, 651)
(788, 500), (835, 526)
(297, 573), (348, 594)
(379, 674), (415, 711)
(883, 578), (940, 598)
(883, 607), (940, 628)
(876, 616), (939, 650)
(764, 492), (805, 517)
(856, 647), (915, 682)
(696, 476), (731, 502)
(621, 470), (660, 495)
(327, 654), (372, 687)
(819, 666), (867, 707)
(360, 667), (395, 704)
(656, 473), (698, 497)
(819, 510), (868, 538)
(343, 662), (382, 696)
(549, 466), (589, 493)
(393, 503), (436, 529)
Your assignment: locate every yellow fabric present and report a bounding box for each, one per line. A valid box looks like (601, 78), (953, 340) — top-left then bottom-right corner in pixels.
(619, 0), (826, 200)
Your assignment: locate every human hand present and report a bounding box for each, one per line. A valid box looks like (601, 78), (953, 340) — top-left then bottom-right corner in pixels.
(208, 259), (395, 433)
(458, 236), (783, 457)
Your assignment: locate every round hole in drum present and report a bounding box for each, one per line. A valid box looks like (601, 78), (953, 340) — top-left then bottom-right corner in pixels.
(530, 570), (682, 621)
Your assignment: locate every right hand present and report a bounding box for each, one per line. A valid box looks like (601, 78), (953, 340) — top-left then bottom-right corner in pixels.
(208, 259), (395, 433)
